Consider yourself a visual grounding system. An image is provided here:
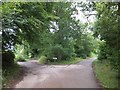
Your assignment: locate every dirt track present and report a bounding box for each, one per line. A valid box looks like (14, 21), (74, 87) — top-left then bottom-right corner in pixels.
(14, 58), (101, 88)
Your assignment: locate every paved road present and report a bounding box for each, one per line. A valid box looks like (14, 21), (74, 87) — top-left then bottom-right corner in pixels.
(14, 58), (101, 88)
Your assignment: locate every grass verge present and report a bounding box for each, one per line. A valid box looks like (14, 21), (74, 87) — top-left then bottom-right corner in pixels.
(39, 57), (88, 65)
(2, 63), (21, 87)
(93, 60), (118, 88)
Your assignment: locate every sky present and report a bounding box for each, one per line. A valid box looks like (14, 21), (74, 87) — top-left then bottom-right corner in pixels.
(73, 6), (96, 24)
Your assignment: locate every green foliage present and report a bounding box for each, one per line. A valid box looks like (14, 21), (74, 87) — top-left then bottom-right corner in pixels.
(16, 57), (26, 62)
(94, 2), (120, 70)
(49, 2), (97, 60)
(98, 42), (108, 61)
(38, 56), (48, 64)
(2, 51), (15, 68)
(2, 64), (20, 87)
(2, 2), (99, 66)
(98, 41), (119, 70)
(74, 33), (99, 59)
(93, 60), (118, 88)
(2, 2), (22, 51)
(2, 2), (106, 88)
(47, 57), (85, 65)
(43, 44), (73, 62)
(2, 2), (56, 52)
(14, 44), (30, 62)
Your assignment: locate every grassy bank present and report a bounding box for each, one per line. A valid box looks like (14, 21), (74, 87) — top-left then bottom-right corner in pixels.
(93, 60), (118, 88)
(48, 57), (85, 65)
(2, 63), (20, 87)
(39, 57), (89, 65)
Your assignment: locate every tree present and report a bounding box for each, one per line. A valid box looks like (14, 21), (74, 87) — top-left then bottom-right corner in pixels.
(2, 2), (100, 64)
(94, 2), (120, 70)
(2, 2), (56, 65)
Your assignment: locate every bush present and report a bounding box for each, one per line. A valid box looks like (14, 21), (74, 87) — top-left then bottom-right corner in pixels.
(98, 42), (108, 61)
(107, 49), (119, 70)
(98, 42), (120, 71)
(42, 44), (74, 62)
(38, 56), (48, 64)
(45, 45), (65, 62)
(2, 63), (20, 87)
(16, 57), (26, 62)
(81, 54), (87, 59)
(14, 45), (30, 62)
(2, 51), (15, 69)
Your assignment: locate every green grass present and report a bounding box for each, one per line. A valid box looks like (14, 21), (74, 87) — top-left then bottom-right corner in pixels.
(93, 60), (118, 88)
(39, 57), (87, 65)
(2, 63), (20, 87)
(90, 52), (97, 58)
(38, 56), (48, 64)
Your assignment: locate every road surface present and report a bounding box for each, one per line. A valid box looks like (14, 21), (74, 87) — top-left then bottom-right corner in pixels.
(14, 58), (101, 88)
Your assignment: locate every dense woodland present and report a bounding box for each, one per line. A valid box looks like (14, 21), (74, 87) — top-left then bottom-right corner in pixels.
(2, 2), (98, 66)
(1, 2), (120, 88)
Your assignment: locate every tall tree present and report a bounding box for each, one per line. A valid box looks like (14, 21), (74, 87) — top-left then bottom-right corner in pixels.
(94, 2), (120, 70)
(2, 2), (56, 65)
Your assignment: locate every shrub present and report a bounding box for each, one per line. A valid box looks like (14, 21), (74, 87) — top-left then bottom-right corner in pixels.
(81, 54), (87, 59)
(63, 48), (76, 60)
(2, 51), (15, 69)
(98, 42), (108, 61)
(42, 44), (74, 62)
(38, 56), (48, 64)
(14, 45), (30, 62)
(16, 57), (26, 62)
(98, 42), (120, 71)
(45, 44), (65, 62)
